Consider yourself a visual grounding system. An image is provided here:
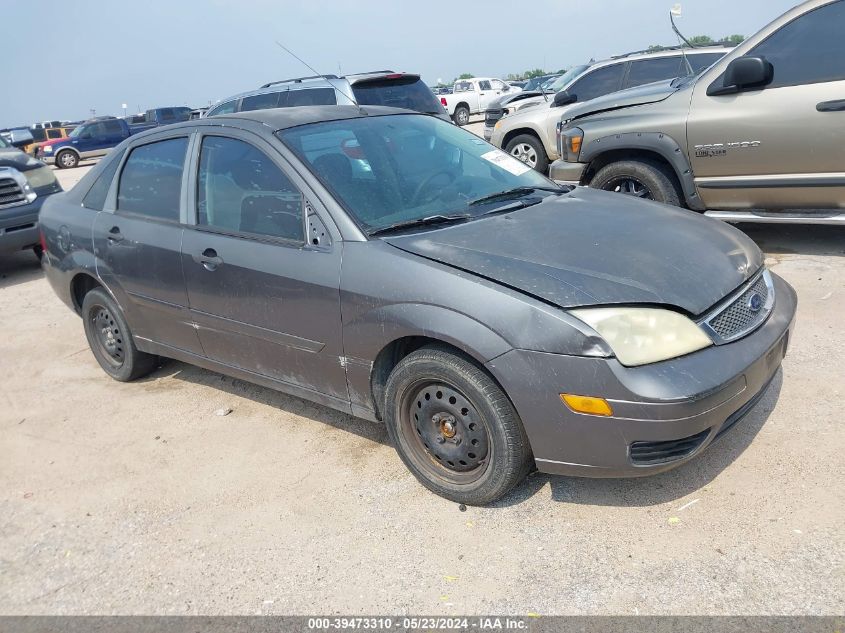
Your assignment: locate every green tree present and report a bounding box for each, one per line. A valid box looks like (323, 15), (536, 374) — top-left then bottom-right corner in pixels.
(688, 35), (714, 45)
(523, 68), (547, 79)
(455, 73), (474, 81)
(722, 34), (746, 44)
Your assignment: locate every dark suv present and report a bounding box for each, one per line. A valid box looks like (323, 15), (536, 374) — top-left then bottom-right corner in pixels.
(206, 71), (449, 121)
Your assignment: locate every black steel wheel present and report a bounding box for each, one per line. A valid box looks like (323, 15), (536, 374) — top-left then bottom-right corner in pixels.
(384, 345), (533, 505)
(590, 159), (682, 206)
(81, 288), (156, 382)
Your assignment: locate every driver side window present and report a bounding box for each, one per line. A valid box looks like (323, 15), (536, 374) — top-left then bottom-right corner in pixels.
(197, 136), (304, 243)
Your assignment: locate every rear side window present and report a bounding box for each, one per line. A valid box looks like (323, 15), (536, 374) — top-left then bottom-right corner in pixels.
(197, 136), (304, 242)
(569, 63), (625, 102)
(454, 81), (474, 92)
(47, 129), (62, 139)
(351, 77), (442, 114)
(748, 0), (845, 88)
(241, 91), (282, 111)
(117, 138), (188, 221)
(625, 56), (684, 88)
(284, 88), (337, 106)
(208, 100), (237, 116)
(103, 119), (124, 134)
(82, 150), (125, 210)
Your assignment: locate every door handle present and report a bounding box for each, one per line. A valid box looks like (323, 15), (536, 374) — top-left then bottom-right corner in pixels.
(193, 247), (223, 271)
(107, 226), (124, 243)
(817, 100), (845, 112)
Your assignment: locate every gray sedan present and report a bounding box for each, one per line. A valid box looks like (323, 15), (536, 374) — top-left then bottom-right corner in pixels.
(39, 106), (796, 505)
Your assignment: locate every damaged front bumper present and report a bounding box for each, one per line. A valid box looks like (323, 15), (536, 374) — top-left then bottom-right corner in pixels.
(486, 272), (797, 477)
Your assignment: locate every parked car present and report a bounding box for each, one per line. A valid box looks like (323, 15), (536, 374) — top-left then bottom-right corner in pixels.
(551, 0), (845, 223)
(39, 106), (796, 504)
(23, 126), (71, 156)
(486, 47), (731, 171)
(206, 71), (448, 121)
(37, 117), (134, 169)
(440, 77), (519, 125)
(129, 107), (193, 133)
(521, 74), (561, 92)
(190, 108), (207, 120)
(0, 130), (62, 258)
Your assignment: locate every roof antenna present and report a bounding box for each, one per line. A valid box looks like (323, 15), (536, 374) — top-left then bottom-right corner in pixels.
(274, 41), (365, 114)
(669, 4), (695, 75)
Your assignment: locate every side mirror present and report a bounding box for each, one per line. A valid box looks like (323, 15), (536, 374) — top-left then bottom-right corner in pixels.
(552, 90), (577, 108)
(9, 128), (34, 148)
(708, 56), (773, 96)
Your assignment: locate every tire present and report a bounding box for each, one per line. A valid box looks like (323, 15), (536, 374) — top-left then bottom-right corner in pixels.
(55, 149), (79, 169)
(453, 105), (470, 126)
(81, 288), (156, 382)
(384, 345), (533, 505)
(505, 134), (549, 173)
(590, 159), (681, 206)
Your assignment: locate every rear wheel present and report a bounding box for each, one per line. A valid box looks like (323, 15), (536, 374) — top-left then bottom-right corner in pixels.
(55, 149), (79, 169)
(453, 105), (470, 126)
(81, 288), (156, 382)
(505, 134), (549, 173)
(591, 159), (681, 206)
(384, 345), (533, 505)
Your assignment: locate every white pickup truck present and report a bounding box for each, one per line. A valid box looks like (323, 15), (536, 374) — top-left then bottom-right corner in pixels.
(439, 77), (519, 126)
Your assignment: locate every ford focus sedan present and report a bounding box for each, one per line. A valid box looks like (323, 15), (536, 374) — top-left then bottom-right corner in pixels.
(39, 106), (796, 505)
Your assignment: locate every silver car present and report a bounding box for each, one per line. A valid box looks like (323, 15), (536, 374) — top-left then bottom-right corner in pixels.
(487, 47), (731, 172)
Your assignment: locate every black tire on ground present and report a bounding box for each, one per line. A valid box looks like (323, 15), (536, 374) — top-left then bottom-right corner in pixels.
(590, 159), (681, 206)
(453, 105), (470, 126)
(505, 134), (549, 173)
(81, 288), (156, 382)
(384, 344), (533, 505)
(55, 149), (79, 169)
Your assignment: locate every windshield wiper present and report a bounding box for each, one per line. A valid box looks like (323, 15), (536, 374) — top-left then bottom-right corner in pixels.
(467, 186), (565, 207)
(368, 214), (472, 236)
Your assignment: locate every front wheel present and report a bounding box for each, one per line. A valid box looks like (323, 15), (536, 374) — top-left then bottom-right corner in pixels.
(81, 288), (157, 382)
(452, 106), (470, 126)
(590, 159), (681, 206)
(505, 134), (549, 173)
(384, 345), (533, 505)
(55, 150), (79, 169)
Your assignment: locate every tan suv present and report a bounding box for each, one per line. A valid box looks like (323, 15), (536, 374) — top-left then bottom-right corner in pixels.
(488, 47), (730, 173)
(551, 0), (845, 224)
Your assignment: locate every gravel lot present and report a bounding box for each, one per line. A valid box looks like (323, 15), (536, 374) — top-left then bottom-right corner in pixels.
(1, 147), (843, 615)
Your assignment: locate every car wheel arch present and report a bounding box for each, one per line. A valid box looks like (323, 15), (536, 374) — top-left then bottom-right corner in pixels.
(580, 132), (703, 210)
(501, 127), (543, 153)
(70, 272), (103, 313)
(369, 336), (512, 423)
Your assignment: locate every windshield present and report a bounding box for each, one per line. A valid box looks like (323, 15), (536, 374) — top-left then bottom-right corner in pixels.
(352, 77), (443, 115)
(69, 125), (86, 138)
(279, 114), (556, 234)
(548, 64), (591, 92)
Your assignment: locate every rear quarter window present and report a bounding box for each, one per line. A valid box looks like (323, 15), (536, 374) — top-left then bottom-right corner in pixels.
(240, 91), (282, 111)
(284, 88), (337, 106)
(82, 150), (125, 210)
(352, 77), (442, 114)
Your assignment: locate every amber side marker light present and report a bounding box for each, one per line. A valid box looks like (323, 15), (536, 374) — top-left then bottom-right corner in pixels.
(560, 394), (613, 416)
(568, 136), (582, 155)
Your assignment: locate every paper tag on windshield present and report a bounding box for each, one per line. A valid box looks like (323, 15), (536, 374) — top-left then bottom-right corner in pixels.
(481, 150), (532, 176)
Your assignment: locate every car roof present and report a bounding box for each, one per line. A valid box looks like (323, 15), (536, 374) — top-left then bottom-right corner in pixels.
(601, 45), (735, 64)
(133, 105), (417, 140)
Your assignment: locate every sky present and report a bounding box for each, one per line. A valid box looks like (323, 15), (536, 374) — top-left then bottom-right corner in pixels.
(1, 0), (799, 127)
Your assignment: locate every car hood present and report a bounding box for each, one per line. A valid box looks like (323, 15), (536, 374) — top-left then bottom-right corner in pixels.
(384, 188), (762, 316)
(491, 91), (545, 109)
(566, 78), (680, 122)
(37, 137), (67, 148)
(0, 147), (45, 172)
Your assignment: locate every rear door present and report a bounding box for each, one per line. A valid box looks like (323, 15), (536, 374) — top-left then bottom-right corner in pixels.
(180, 129), (348, 402)
(92, 133), (204, 355)
(688, 0), (845, 209)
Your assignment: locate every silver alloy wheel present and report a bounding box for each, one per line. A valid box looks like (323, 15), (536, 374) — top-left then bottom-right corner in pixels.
(509, 143), (537, 168)
(456, 109), (469, 125)
(59, 152), (76, 167)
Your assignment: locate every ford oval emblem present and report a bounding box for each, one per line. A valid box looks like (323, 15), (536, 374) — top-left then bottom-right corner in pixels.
(747, 292), (764, 313)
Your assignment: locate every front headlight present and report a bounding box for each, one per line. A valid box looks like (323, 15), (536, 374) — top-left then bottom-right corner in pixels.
(24, 165), (58, 189)
(561, 127), (583, 162)
(569, 307), (713, 367)
(42, 145), (54, 152)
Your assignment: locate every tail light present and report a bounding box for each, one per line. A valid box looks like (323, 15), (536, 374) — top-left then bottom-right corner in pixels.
(39, 228), (48, 254)
(440, 97), (448, 106)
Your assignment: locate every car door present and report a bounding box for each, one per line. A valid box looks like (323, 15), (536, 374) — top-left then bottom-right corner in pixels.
(92, 133), (205, 356)
(687, 0), (845, 209)
(180, 130), (348, 402)
(566, 62), (626, 104)
(477, 80), (495, 111)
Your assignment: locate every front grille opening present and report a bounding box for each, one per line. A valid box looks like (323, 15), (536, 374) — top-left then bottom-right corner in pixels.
(0, 177), (26, 208)
(629, 429), (710, 466)
(708, 274), (770, 341)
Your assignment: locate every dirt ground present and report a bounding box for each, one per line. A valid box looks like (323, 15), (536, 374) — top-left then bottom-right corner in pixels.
(0, 153), (843, 615)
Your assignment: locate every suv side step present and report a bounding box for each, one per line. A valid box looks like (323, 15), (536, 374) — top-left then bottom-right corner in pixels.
(704, 210), (845, 225)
